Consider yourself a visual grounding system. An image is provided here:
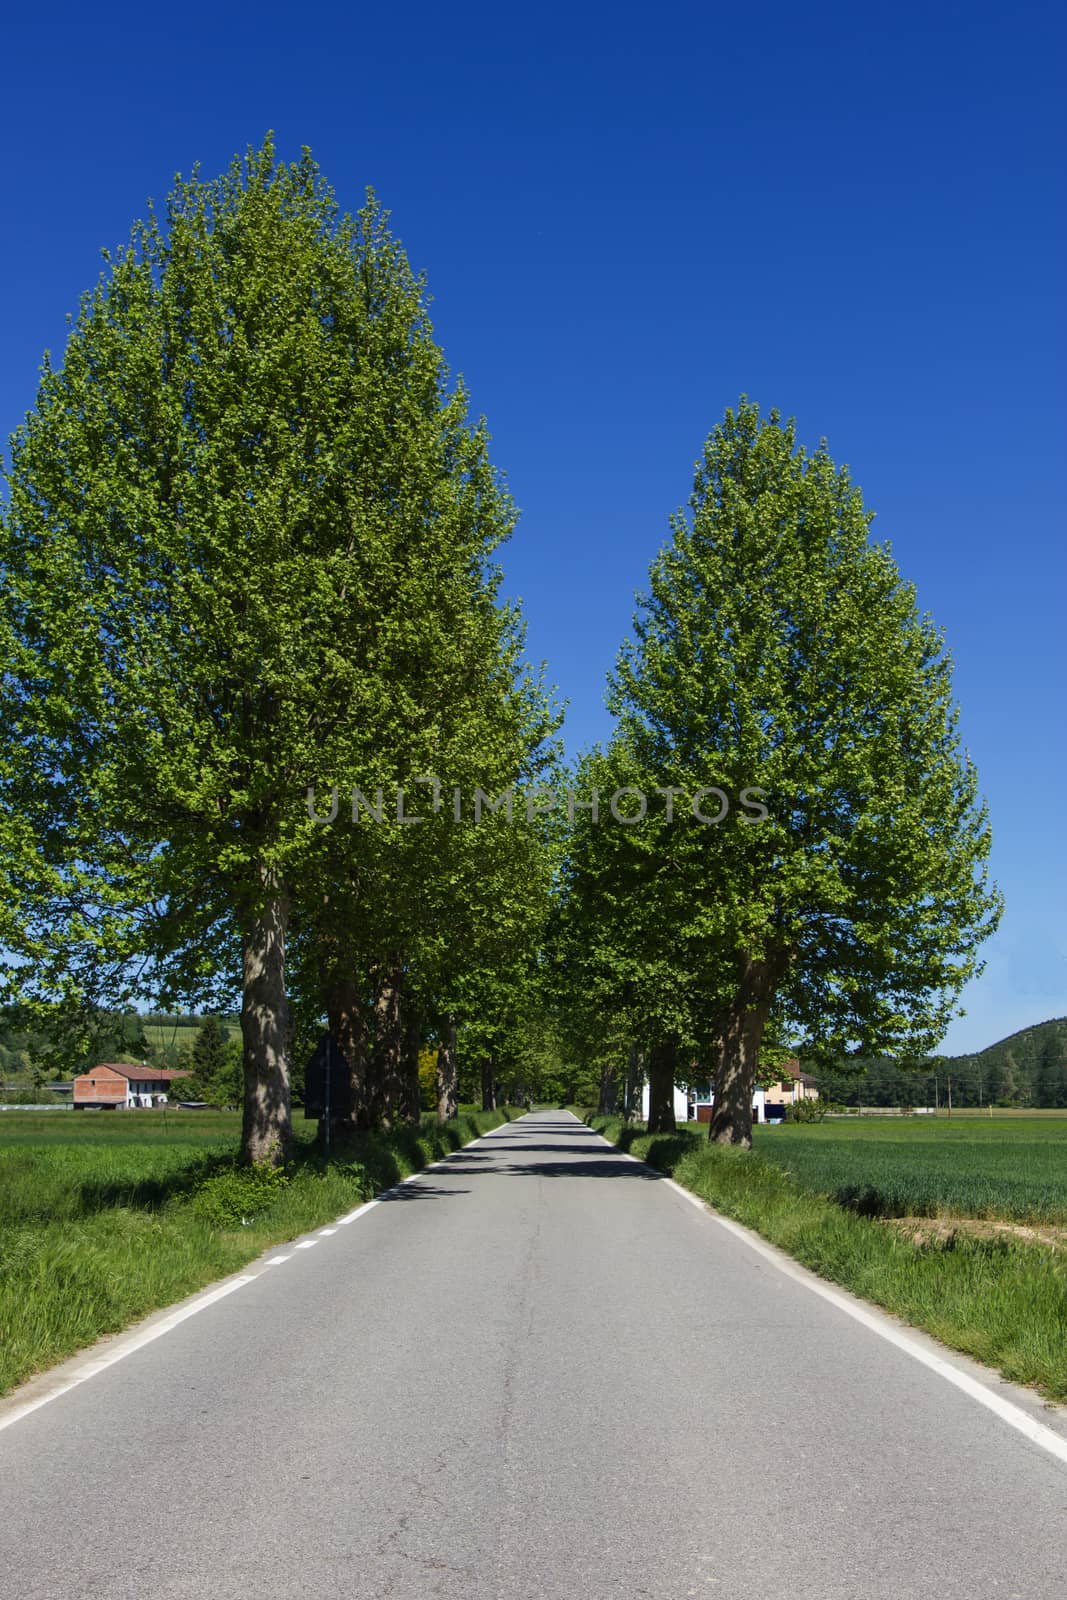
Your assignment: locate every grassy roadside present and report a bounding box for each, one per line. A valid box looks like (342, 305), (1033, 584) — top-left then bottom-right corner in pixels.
(581, 1113), (1067, 1403)
(0, 1106), (518, 1396)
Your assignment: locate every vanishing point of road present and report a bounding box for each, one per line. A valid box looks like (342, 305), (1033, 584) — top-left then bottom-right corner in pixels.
(1, 1111), (1064, 1598)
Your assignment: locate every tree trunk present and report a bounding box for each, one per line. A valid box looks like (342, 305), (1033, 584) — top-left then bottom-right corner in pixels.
(623, 1042), (641, 1123)
(400, 1003), (423, 1126)
(646, 1035), (678, 1132)
(480, 1056), (496, 1112)
(368, 967), (405, 1130)
(323, 972), (369, 1141)
(708, 950), (786, 1149)
(436, 1016), (458, 1123)
(597, 1059), (619, 1114)
(240, 885), (291, 1167)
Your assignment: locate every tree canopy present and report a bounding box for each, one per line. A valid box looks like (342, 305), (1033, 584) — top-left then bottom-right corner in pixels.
(561, 399), (1002, 1140)
(0, 147), (1003, 1156)
(0, 137), (554, 1159)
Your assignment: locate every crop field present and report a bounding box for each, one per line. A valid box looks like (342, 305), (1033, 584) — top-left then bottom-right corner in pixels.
(140, 1018), (240, 1051)
(751, 1117), (1067, 1222)
(0, 1111), (249, 1226)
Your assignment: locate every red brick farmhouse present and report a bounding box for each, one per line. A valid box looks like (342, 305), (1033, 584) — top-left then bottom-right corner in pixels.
(73, 1064), (192, 1109)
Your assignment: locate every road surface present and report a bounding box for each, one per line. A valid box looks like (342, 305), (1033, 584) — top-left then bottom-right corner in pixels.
(1, 1110), (1064, 1598)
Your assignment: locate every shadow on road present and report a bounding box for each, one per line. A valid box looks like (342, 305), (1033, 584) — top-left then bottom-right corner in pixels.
(377, 1182), (472, 1202)
(488, 1158), (660, 1180)
(462, 1141), (613, 1156)
(377, 1120), (667, 1197)
(396, 1150), (661, 1186)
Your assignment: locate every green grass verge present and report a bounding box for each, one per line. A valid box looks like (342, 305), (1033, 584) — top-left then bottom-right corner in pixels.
(0, 1105), (518, 1396)
(583, 1114), (1067, 1403)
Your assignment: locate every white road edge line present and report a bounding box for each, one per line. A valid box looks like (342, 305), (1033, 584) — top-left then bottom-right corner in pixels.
(0, 1277), (254, 1436)
(599, 1131), (1067, 1469)
(0, 1112), (527, 1433)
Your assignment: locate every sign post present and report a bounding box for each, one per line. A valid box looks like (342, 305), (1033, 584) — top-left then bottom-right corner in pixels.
(303, 1031), (353, 1150)
(325, 1032), (331, 1157)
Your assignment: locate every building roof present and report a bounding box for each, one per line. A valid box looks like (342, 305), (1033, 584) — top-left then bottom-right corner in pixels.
(79, 1064), (192, 1082)
(771, 1062), (819, 1089)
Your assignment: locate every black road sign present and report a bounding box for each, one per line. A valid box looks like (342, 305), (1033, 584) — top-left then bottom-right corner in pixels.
(303, 1031), (353, 1120)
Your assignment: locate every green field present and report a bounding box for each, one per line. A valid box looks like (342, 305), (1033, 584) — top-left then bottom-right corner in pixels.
(751, 1117), (1067, 1222)
(140, 1018), (240, 1052)
(0, 1106), (516, 1396)
(0, 1111), (249, 1224)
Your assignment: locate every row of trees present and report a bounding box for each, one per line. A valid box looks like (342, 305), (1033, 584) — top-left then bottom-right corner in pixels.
(549, 402), (1001, 1141)
(0, 138), (1002, 1157)
(0, 139), (559, 1161)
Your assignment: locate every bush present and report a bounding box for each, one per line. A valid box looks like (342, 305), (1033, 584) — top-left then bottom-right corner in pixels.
(187, 1163), (291, 1227)
(788, 1098), (827, 1122)
(0, 1086), (67, 1106)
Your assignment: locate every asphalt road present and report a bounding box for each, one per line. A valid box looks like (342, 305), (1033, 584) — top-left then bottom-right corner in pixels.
(1, 1110), (1065, 1599)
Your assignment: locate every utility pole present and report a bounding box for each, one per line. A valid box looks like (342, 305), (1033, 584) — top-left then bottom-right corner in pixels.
(947, 1072), (952, 1118)
(324, 1032), (331, 1159)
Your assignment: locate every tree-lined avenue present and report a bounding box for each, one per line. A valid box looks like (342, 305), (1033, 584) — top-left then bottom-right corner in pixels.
(0, 1112), (1062, 1600)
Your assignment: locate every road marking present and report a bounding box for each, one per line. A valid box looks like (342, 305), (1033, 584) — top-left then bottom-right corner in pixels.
(0, 1112), (527, 1433)
(0, 1277), (254, 1436)
(596, 1132), (1067, 1469)
(317, 1227), (338, 1236)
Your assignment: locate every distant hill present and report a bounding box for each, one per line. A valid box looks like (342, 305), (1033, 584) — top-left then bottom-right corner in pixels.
(808, 1017), (1067, 1109)
(946, 1017), (1067, 1109)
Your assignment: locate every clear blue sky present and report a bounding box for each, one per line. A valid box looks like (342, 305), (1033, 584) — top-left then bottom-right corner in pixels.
(2, 2), (1064, 1052)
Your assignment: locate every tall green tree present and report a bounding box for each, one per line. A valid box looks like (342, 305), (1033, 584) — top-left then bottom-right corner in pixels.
(191, 1016), (229, 1081)
(287, 655), (559, 1136)
(0, 138), (521, 1163)
(609, 399), (1002, 1145)
(552, 740), (704, 1131)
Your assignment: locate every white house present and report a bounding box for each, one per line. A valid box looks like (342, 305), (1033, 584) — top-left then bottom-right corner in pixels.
(638, 1058), (818, 1126)
(688, 1084), (769, 1123)
(639, 1081), (691, 1123)
(682, 1060), (818, 1125)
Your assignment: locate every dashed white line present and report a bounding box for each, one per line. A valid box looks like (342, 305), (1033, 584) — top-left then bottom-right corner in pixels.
(0, 1112), (528, 1434)
(0, 1277), (254, 1436)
